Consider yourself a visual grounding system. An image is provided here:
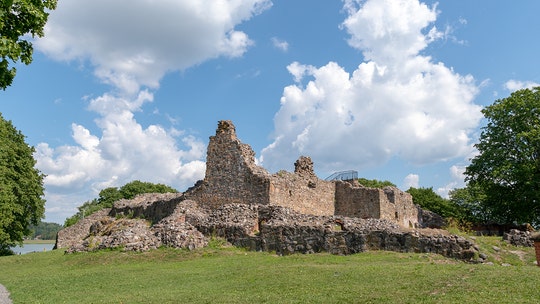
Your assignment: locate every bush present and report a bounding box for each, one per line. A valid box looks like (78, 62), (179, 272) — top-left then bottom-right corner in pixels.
(407, 187), (470, 227)
(64, 180), (178, 227)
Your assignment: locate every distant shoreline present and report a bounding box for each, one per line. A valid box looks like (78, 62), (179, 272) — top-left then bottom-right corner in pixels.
(23, 240), (55, 245)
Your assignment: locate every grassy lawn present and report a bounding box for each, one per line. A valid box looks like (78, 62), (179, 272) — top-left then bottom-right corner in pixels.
(0, 238), (539, 303)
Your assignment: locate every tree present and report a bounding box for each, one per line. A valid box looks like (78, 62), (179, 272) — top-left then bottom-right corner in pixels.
(118, 180), (178, 200)
(97, 187), (123, 208)
(357, 178), (396, 188)
(0, 113), (45, 254)
(0, 0), (57, 90)
(448, 186), (488, 224)
(465, 87), (540, 225)
(406, 187), (462, 220)
(28, 221), (62, 240)
(64, 181), (178, 227)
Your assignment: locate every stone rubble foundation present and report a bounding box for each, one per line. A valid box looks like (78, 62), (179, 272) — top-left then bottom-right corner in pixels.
(55, 121), (482, 261)
(58, 194), (480, 261)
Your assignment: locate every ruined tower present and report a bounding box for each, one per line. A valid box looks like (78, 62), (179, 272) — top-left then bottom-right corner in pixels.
(186, 120), (419, 227)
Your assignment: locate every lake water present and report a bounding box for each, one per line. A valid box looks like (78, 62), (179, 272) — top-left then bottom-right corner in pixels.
(11, 243), (55, 255)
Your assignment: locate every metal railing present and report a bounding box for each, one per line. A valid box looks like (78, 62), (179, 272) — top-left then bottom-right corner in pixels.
(325, 170), (358, 181)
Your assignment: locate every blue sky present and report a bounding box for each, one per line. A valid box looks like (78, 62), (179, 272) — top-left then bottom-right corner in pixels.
(2, 0), (540, 224)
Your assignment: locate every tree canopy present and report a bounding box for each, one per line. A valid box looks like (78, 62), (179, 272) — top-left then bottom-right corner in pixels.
(28, 221), (62, 240)
(447, 186), (487, 225)
(357, 178), (396, 188)
(64, 180), (178, 227)
(406, 187), (463, 220)
(0, 0), (57, 89)
(465, 87), (540, 225)
(0, 113), (45, 254)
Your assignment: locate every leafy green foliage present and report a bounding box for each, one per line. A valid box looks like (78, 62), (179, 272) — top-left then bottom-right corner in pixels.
(448, 186), (489, 225)
(0, 0), (57, 89)
(28, 221), (62, 240)
(116, 180), (178, 201)
(357, 178), (396, 188)
(0, 113), (45, 254)
(63, 199), (99, 228)
(64, 180), (178, 227)
(406, 187), (464, 220)
(465, 87), (540, 225)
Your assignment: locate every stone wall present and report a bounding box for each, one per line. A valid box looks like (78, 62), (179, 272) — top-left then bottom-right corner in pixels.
(186, 121), (335, 217)
(382, 187), (419, 228)
(268, 157), (335, 216)
(110, 192), (184, 223)
(335, 181), (382, 219)
(186, 120), (420, 225)
(503, 229), (534, 247)
(185, 120), (271, 208)
(61, 196), (208, 253)
(55, 208), (112, 249)
(57, 120), (475, 260)
(334, 181), (419, 228)
(56, 192), (481, 262)
(203, 204), (476, 260)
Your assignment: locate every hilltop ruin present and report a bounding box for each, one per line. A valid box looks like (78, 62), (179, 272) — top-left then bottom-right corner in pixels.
(186, 120), (419, 227)
(56, 120), (480, 261)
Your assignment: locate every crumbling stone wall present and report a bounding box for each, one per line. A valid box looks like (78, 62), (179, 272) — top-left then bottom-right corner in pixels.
(61, 195), (209, 253)
(382, 186), (419, 228)
(186, 121), (334, 216)
(334, 181), (419, 228)
(186, 120), (271, 208)
(110, 192), (184, 223)
(56, 192), (481, 262)
(186, 120), (421, 227)
(203, 204), (477, 260)
(503, 229), (534, 247)
(335, 181), (382, 219)
(268, 157), (335, 216)
(55, 208), (112, 249)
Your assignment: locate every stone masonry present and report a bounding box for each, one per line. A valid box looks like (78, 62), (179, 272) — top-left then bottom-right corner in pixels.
(55, 120), (479, 261)
(185, 120), (272, 208)
(58, 196), (479, 261)
(185, 120), (418, 227)
(334, 180), (419, 228)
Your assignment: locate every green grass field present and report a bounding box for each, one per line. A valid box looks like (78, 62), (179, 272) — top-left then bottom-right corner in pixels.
(1, 237), (539, 303)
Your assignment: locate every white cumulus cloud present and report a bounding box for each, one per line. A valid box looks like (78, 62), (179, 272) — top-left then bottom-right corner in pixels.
(261, 0), (482, 175)
(403, 174), (419, 189)
(271, 37), (289, 52)
(33, 0), (271, 223)
(36, 92), (206, 222)
(436, 165), (467, 198)
(504, 79), (540, 92)
(36, 0), (272, 94)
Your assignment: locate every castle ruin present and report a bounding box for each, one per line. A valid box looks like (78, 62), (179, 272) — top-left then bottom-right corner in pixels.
(186, 120), (419, 228)
(55, 120), (479, 261)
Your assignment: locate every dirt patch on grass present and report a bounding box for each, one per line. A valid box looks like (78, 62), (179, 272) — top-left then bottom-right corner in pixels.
(509, 250), (528, 262)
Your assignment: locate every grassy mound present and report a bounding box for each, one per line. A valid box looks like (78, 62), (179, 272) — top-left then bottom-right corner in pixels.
(0, 236), (538, 303)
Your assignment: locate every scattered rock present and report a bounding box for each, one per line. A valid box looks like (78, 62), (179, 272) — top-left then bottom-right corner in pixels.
(54, 120), (482, 261)
(58, 197), (480, 261)
(503, 229), (533, 247)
